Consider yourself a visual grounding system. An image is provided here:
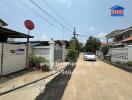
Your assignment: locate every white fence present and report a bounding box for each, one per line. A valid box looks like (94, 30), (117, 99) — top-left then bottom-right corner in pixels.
(0, 43), (27, 76)
(32, 41), (66, 70)
(32, 46), (50, 60)
(32, 45), (64, 62)
(108, 46), (132, 62)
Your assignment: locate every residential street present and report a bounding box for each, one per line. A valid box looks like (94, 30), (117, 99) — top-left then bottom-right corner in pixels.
(62, 54), (132, 100)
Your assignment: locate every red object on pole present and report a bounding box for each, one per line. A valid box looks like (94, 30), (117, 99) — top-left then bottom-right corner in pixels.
(24, 20), (35, 30)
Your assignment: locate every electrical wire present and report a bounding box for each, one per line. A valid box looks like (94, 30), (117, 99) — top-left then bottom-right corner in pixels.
(42, 0), (73, 29)
(29, 0), (66, 28)
(18, 0), (54, 26)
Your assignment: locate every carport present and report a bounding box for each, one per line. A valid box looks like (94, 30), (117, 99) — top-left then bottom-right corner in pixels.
(0, 27), (33, 76)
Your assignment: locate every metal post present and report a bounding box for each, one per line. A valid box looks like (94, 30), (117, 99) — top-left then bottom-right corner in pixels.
(26, 30), (30, 69)
(107, 38), (109, 43)
(62, 45), (66, 62)
(1, 42), (4, 76)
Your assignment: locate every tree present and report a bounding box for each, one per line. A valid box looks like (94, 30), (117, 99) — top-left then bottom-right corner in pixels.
(101, 45), (112, 57)
(85, 36), (101, 53)
(67, 37), (81, 61)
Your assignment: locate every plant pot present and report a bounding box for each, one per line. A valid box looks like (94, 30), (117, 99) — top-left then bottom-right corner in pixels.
(36, 64), (40, 69)
(41, 65), (49, 71)
(28, 62), (33, 70)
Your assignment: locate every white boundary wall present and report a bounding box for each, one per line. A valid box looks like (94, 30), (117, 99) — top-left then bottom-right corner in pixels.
(0, 43), (26, 75)
(32, 41), (66, 70)
(32, 46), (49, 60)
(109, 45), (132, 62)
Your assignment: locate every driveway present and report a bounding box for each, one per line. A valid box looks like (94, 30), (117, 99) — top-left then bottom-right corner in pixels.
(62, 54), (132, 100)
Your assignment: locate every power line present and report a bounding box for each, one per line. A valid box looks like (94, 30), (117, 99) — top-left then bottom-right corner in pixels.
(42, 0), (73, 29)
(29, 0), (66, 28)
(18, 0), (54, 26)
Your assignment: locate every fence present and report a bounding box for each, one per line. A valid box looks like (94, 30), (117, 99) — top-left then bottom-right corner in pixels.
(108, 45), (132, 62)
(32, 40), (66, 70)
(54, 44), (63, 62)
(32, 46), (50, 60)
(0, 43), (27, 76)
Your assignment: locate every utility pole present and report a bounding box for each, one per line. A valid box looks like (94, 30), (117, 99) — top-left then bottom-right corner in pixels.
(72, 27), (79, 39)
(72, 27), (79, 59)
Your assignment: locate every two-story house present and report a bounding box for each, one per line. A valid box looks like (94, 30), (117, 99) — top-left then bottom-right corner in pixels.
(106, 27), (132, 46)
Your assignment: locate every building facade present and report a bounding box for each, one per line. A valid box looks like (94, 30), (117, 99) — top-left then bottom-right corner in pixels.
(106, 27), (132, 46)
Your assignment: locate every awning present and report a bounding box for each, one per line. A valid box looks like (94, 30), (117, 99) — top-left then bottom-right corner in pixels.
(0, 19), (8, 26)
(0, 27), (33, 38)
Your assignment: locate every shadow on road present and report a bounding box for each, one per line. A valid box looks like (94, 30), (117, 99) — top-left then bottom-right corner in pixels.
(35, 63), (76, 100)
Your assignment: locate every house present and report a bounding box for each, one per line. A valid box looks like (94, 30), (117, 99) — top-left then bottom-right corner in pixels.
(106, 27), (132, 46)
(110, 5), (125, 16)
(0, 19), (33, 76)
(0, 19), (8, 27)
(105, 26), (132, 62)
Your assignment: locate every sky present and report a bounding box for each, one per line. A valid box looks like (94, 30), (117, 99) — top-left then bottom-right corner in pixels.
(0, 0), (132, 43)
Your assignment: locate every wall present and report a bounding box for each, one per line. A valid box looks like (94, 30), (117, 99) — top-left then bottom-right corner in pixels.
(33, 45), (63, 62)
(108, 46), (132, 62)
(0, 43), (27, 75)
(32, 46), (49, 60)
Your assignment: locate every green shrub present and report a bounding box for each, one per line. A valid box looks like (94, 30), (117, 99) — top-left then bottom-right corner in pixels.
(67, 50), (77, 61)
(126, 61), (132, 67)
(31, 55), (48, 65)
(101, 45), (112, 58)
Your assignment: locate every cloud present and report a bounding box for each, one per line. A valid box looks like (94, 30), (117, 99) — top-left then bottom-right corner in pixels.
(88, 27), (95, 31)
(94, 32), (108, 42)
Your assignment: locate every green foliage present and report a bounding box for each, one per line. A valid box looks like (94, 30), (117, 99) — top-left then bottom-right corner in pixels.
(67, 50), (76, 61)
(126, 61), (132, 67)
(66, 37), (82, 61)
(31, 55), (48, 65)
(101, 45), (112, 57)
(115, 61), (127, 66)
(85, 36), (101, 53)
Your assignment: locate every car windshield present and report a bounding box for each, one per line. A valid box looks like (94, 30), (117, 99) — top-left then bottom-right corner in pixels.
(85, 52), (94, 55)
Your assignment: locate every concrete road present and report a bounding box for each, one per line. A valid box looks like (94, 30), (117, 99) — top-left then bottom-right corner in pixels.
(62, 54), (132, 100)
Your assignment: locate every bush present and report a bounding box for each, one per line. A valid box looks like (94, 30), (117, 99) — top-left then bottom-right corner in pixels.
(101, 45), (112, 58)
(126, 61), (132, 67)
(66, 50), (77, 61)
(31, 55), (48, 67)
(115, 61), (127, 66)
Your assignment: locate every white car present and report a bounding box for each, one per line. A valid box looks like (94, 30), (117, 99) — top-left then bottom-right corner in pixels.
(84, 52), (96, 61)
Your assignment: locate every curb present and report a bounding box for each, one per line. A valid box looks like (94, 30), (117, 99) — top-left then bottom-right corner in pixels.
(0, 66), (66, 96)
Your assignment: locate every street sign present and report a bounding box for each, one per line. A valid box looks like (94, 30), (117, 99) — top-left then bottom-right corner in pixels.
(24, 20), (35, 30)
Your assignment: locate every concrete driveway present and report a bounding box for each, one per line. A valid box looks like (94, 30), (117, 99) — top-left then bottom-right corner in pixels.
(62, 54), (132, 100)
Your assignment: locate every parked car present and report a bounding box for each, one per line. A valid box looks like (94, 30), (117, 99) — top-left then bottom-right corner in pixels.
(84, 52), (96, 61)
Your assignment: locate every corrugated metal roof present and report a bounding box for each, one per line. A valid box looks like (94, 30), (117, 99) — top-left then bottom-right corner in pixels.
(0, 27), (33, 38)
(0, 19), (8, 26)
(105, 29), (125, 38)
